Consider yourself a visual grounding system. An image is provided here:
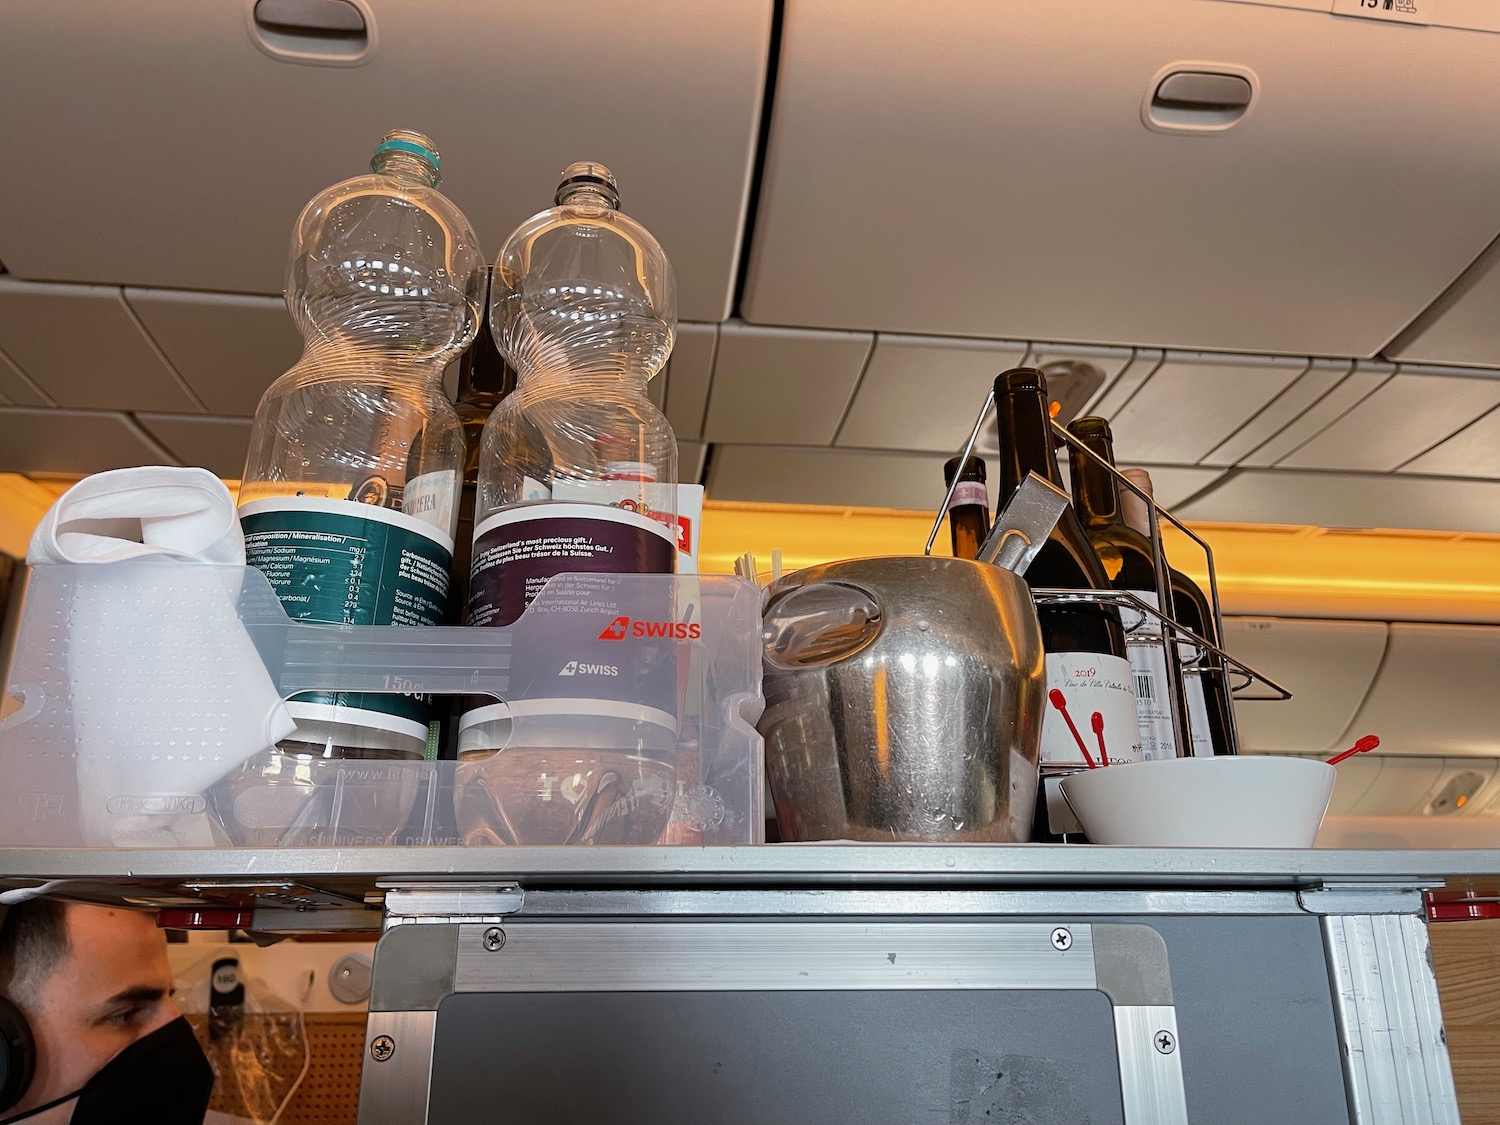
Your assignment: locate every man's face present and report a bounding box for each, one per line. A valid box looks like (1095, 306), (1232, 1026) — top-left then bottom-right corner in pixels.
(10, 905), (178, 1121)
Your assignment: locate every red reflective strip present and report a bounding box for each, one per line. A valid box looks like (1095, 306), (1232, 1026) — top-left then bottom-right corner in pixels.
(156, 907), (255, 930)
(1426, 899), (1500, 923)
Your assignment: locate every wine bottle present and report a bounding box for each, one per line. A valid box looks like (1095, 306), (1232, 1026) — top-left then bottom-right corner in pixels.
(992, 369), (1138, 843)
(432, 266), (517, 765)
(942, 454), (990, 560)
(1067, 416), (1182, 761)
(450, 265), (516, 621)
(1120, 468), (1238, 756)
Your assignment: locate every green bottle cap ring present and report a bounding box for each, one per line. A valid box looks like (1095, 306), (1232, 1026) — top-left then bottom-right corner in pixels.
(371, 137), (440, 174)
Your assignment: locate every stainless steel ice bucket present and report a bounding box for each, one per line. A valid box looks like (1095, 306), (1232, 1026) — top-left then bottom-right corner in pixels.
(759, 556), (1045, 843)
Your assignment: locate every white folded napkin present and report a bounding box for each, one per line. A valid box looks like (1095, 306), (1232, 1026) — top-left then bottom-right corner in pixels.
(28, 464), (247, 566)
(19, 467), (295, 846)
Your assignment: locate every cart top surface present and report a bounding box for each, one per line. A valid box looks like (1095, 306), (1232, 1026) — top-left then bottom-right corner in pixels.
(1, 844), (1496, 893)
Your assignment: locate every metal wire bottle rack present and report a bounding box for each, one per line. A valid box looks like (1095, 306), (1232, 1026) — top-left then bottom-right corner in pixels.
(927, 388), (1291, 758)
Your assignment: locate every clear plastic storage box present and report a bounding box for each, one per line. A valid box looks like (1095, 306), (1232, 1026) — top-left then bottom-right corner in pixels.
(0, 563), (764, 848)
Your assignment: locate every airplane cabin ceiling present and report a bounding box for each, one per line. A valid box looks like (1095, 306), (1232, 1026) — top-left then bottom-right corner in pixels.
(0, 0), (773, 323)
(740, 0), (1500, 357)
(2, 1), (1500, 535)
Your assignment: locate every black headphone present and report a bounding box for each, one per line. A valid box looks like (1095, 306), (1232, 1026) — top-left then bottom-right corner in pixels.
(0, 905), (38, 1114)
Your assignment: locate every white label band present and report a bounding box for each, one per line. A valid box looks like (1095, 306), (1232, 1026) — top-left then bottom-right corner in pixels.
(1185, 673), (1215, 757)
(948, 481), (988, 510)
(1125, 590), (1177, 760)
(239, 494), (455, 554)
(472, 500), (676, 547)
(1039, 651), (1142, 766)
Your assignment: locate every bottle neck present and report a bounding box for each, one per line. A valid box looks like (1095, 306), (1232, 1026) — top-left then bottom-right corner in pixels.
(1070, 432), (1124, 530)
(456, 372), (511, 409)
(994, 387), (1066, 504)
(455, 331), (515, 409)
(948, 503), (989, 561)
(556, 184), (617, 213)
(372, 151), (440, 188)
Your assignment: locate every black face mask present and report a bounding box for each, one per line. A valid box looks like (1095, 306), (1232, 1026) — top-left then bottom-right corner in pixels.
(1, 1015), (213, 1125)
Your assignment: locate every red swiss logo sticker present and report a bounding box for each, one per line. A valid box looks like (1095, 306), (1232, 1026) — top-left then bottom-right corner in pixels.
(597, 616), (702, 641)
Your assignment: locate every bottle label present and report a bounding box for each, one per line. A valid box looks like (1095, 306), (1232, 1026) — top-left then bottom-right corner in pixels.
(1176, 626), (1219, 756)
(1184, 670), (1215, 757)
(552, 478), (679, 538)
(239, 496), (454, 737)
(468, 502), (677, 629)
(239, 474), (460, 537)
(459, 567), (683, 752)
(948, 481), (988, 511)
(1124, 590), (1178, 760)
(402, 469), (457, 538)
(1040, 651), (1141, 766)
(520, 475), (553, 502)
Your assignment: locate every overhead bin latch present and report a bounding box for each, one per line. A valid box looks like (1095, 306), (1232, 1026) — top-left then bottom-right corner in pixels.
(247, 0), (375, 67)
(1143, 63), (1258, 134)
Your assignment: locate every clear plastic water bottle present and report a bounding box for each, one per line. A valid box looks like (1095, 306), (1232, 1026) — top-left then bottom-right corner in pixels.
(458, 162), (679, 801)
(467, 161), (678, 631)
(238, 129), (485, 764)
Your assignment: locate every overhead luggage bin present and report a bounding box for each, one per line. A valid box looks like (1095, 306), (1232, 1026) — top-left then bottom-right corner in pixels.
(1204, 359), (1353, 468)
(1276, 365), (1500, 473)
(1401, 402), (1500, 480)
(1178, 468), (1500, 536)
(1237, 360), (1394, 468)
(741, 0), (1500, 356)
(1219, 617), (1387, 755)
(124, 289), (302, 418)
(0, 407), (174, 475)
(1106, 352), (1308, 465)
(0, 350), (48, 407)
(834, 334), (1028, 453)
(0, 0), (773, 323)
(1385, 234), (1500, 369)
(1344, 623), (1500, 760)
(701, 323), (873, 446)
(660, 324), (720, 443)
(0, 278), (204, 413)
(135, 414), (254, 478)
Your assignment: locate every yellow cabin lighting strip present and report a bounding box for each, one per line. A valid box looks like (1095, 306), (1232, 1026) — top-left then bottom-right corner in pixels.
(6, 476), (1500, 624)
(699, 501), (1500, 625)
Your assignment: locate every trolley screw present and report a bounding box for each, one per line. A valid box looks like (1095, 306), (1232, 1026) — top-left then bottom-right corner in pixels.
(1050, 927), (1072, 951)
(483, 926), (506, 951)
(1154, 1030), (1176, 1055)
(370, 1035), (396, 1062)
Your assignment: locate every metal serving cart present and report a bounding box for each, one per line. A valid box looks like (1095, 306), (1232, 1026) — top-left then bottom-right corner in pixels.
(0, 475), (1489, 1123)
(2, 844), (1494, 1125)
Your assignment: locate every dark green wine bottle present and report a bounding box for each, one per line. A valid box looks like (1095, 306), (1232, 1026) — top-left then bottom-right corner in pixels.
(1068, 416), (1183, 761)
(992, 369), (1138, 843)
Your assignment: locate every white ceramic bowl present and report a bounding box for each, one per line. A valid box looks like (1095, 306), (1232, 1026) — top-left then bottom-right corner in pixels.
(1058, 756), (1335, 847)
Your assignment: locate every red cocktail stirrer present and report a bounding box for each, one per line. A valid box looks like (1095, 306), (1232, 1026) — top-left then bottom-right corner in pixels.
(1048, 688), (1097, 769)
(1091, 710), (1109, 767)
(1326, 734), (1380, 767)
